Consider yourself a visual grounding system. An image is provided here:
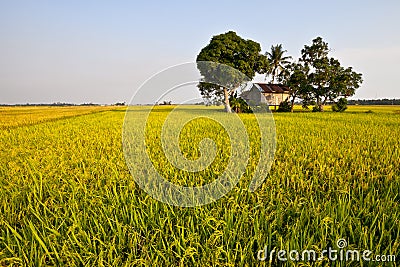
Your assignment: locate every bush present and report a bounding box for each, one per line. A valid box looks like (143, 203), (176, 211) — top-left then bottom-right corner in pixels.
(312, 105), (323, 112)
(229, 95), (252, 113)
(277, 100), (292, 112)
(332, 98), (348, 112)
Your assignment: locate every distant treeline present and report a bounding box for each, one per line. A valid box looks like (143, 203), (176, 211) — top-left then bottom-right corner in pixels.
(1, 99), (399, 107)
(0, 102), (99, 107)
(347, 99), (400, 105)
(0, 102), (128, 107)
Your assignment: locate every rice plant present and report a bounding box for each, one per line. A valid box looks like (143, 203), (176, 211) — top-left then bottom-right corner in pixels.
(0, 106), (399, 266)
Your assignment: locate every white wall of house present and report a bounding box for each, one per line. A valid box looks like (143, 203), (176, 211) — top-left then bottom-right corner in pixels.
(263, 93), (290, 106)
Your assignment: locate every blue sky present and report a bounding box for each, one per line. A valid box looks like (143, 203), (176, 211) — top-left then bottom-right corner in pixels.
(1, 0), (399, 104)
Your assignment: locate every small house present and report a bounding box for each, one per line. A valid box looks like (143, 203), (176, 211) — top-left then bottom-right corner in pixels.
(241, 83), (290, 108)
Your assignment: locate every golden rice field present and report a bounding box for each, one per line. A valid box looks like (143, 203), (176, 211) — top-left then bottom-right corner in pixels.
(0, 106), (114, 129)
(0, 105), (399, 266)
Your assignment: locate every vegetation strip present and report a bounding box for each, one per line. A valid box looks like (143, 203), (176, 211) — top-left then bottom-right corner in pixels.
(0, 106), (122, 130)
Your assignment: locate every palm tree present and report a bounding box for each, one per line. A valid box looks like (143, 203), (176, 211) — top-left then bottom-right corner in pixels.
(265, 44), (292, 83)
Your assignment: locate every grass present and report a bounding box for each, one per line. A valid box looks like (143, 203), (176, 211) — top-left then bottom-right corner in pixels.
(0, 106), (116, 129)
(0, 105), (399, 266)
(290, 104), (400, 114)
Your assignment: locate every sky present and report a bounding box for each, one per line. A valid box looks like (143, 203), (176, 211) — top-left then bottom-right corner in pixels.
(1, 0), (400, 104)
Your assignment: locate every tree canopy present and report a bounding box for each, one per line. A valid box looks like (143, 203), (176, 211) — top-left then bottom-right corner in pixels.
(279, 62), (311, 112)
(197, 33), (362, 113)
(266, 44), (292, 83)
(301, 37), (362, 111)
(280, 37), (363, 111)
(196, 31), (268, 112)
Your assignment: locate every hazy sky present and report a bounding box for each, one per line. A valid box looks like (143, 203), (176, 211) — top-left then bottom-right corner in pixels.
(1, 0), (399, 104)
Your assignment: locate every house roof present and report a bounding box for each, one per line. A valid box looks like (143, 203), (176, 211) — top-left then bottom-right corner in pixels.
(255, 83), (290, 94)
(240, 86), (268, 104)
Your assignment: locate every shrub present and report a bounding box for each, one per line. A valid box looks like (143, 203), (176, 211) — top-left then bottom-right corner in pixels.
(229, 95), (252, 113)
(312, 105), (323, 112)
(277, 100), (292, 112)
(332, 98), (348, 112)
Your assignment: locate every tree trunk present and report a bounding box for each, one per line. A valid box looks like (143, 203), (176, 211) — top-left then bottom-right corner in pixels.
(290, 95), (295, 112)
(316, 96), (324, 112)
(320, 98), (328, 112)
(271, 68), (276, 83)
(223, 87), (232, 113)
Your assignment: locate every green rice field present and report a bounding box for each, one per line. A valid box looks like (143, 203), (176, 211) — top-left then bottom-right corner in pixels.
(0, 105), (399, 266)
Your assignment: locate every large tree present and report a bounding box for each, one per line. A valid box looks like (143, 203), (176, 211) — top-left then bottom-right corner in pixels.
(299, 37), (363, 111)
(278, 62), (311, 112)
(266, 44), (292, 83)
(196, 31), (268, 113)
